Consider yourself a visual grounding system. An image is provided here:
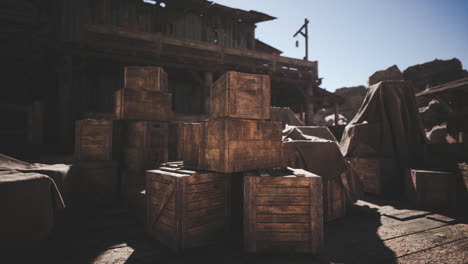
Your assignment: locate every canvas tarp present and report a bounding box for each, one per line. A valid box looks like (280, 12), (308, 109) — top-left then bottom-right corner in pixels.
(0, 154), (71, 196)
(340, 81), (426, 193)
(282, 126), (363, 203)
(0, 170), (64, 247)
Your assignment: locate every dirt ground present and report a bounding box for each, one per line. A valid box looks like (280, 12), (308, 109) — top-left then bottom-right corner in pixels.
(5, 196), (467, 264)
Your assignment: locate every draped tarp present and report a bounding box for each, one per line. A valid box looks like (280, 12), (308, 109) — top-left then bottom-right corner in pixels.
(282, 126), (363, 204)
(340, 81), (426, 194)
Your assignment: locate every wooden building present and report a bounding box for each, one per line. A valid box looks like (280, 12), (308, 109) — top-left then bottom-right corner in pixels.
(1, 0), (330, 158)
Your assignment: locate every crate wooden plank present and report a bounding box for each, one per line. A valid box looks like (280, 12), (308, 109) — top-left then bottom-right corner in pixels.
(146, 168), (230, 252)
(211, 71), (270, 120)
(244, 170), (323, 253)
(74, 120), (113, 161)
(348, 157), (397, 195)
(406, 169), (458, 211)
(180, 123), (202, 168)
(124, 66), (167, 92)
(114, 89), (171, 121)
(200, 118), (283, 173)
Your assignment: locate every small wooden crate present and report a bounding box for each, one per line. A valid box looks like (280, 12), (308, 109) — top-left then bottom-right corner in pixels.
(146, 167), (230, 252)
(199, 118), (283, 173)
(211, 71), (270, 120)
(406, 169), (457, 211)
(114, 89), (172, 121)
(244, 169), (323, 253)
(181, 123), (202, 168)
(347, 157), (397, 195)
(71, 161), (118, 206)
(124, 66), (167, 92)
(75, 119), (113, 161)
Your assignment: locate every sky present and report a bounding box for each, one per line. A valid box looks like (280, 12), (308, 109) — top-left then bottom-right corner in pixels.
(214, 0), (468, 91)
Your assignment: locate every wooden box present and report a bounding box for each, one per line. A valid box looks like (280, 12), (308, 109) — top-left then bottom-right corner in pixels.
(181, 123), (202, 168)
(114, 89), (172, 121)
(71, 161), (118, 206)
(243, 169), (323, 253)
(146, 167), (230, 252)
(75, 119), (113, 161)
(323, 176), (347, 222)
(114, 121), (169, 149)
(406, 169), (457, 211)
(348, 158), (397, 195)
(125, 66), (167, 92)
(122, 147), (168, 189)
(211, 71), (270, 120)
(199, 118), (283, 173)
(168, 122), (183, 161)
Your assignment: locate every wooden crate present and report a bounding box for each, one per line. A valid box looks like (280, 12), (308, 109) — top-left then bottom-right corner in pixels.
(75, 119), (113, 161)
(124, 66), (167, 92)
(243, 168), (323, 253)
(199, 118), (283, 173)
(181, 123), (202, 168)
(114, 89), (172, 121)
(211, 71), (270, 120)
(114, 121), (169, 149)
(71, 161), (118, 206)
(146, 168), (230, 252)
(458, 163), (468, 190)
(348, 158), (397, 195)
(406, 169), (458, 211)
(323, 176), (347, 222)
(122, 147), (168, 189)
(168, 122), (183, 161)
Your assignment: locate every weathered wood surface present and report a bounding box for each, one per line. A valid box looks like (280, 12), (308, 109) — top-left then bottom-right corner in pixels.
(181, 123), (202, 168)
(74, 119), (113, 161)
(114, 89), (172, 121)
(211, 72), (270, 120)
(115, 121), (169, 149)
(71, 160), (118, 206)
(199, 118), (283, 173)
(168, 123), (183, 161)
(244, 169), (323, 253)
(122, 147), (168, 189)
(348, 157), (397, 195)
(146, 166), (230, 252)
(323, 175), (347, 222)
(124, 66), (167, 92)
(406, 169), (458, 211)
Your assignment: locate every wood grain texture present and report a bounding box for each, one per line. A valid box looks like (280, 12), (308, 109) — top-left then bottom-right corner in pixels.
(199, 118), (283, 173)
(75, 119), (113, 161)
(180, 123), (202, 168)
(210, 71), (270, 120)
(145, 167), (230, 252)
(114, 89), (172, 121)
(124, 66), (167, 92)
(243, 172), (323, 253)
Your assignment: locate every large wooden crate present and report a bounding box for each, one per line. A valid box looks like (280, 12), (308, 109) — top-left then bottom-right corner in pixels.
(199, 118), (283, 173)
(406, 169), (458, 211)
(211, 71), (270, 120)
(348, 157), (397, 195)
(122, 147), (168, 189)
(168, 122), (183, 161)
(124, 66), (167, 92)
(181, 123), (202, 168)
(114, 89), (172, 121)
(75, 119), (113, 161)
(71, 161), (118, 206)
(244, 169), (323, 253)
(146, 167), (230, 252)
(114, 121), (169, 149)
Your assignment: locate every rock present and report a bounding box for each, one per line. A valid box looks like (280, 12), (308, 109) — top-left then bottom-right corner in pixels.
(403, 58), (465, 93)
(368, 65), (403, 86)
(334, 85), (367, 121)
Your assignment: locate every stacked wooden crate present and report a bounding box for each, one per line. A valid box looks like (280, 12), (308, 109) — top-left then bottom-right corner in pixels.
(73, 119), (118, 206)
(198, 71), (283, 173)
(146, 162), (231, 252)
(114, 66), (171, 198)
